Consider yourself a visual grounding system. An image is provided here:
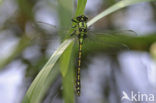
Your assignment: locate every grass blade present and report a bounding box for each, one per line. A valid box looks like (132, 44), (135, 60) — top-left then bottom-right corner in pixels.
(60, 42), (74, 77)
(58, 0), (74, 39)
(57, 0), (75, 102)
(60, 41), (75, 103)
(22, 38), (74, 103)
(75, 0), (87, 16)
(87, 0), (155, 27)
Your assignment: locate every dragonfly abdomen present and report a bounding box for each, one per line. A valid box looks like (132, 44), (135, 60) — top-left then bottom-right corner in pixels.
(76, 40), (83, 96)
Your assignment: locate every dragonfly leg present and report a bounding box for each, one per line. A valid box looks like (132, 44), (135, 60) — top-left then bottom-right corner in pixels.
(72, 19), (78, 23)
(72, 25), (76, 28)
(70, 30), (76, 36)
(83, 34), (88, 39)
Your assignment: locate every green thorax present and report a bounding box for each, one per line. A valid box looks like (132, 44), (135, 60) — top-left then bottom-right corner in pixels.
(74, 15), (88, 44)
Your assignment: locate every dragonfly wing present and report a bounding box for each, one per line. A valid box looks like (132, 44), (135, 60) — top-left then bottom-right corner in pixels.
(33, 21), (73, 37)
(25, 24), (59, 54)
(31, 21), (58, 35)
(88, 29), (137, 36)
(83, 30), (137, 53)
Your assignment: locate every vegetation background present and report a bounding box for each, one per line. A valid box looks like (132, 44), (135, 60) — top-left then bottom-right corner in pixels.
(0, 0), (156, 103)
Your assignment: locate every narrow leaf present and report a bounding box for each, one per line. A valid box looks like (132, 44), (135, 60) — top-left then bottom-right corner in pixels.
(60, 41), (75, 103)
(22, 38), (74, 103)
(87, 0), (155, 27)
(75, 0), (87, 16)
(60, 41), (74, 77)
(150, 42), (156, 60)
(58, 0), (74, 39)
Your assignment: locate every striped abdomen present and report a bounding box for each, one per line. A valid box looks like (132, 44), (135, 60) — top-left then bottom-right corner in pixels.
(75, 40), (83, 96)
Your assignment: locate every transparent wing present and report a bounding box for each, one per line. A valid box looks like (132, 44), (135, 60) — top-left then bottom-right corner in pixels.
(31, 21), (58, 35)
(81, 30), (137, 54)
(29, 21), (77, 55)
(26, 22), (61, 55)
(31, 21), (137, 55)
(32, 21), (73, 37)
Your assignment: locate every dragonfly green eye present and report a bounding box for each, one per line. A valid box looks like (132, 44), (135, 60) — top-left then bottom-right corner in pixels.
(84, 17), (88, 21)
(76, 15), (88, 22)
(76, 16), (81, 21)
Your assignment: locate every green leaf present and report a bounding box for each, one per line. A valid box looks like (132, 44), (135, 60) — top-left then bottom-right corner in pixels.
(57, 0), (75, 102)
(57, 0), (74, 39)
(75, 0), (87, 16)
(0, 0), (3, 5)
(150, 42), (156, 60)
(16, 0), (33, 20)
(60, 41), (74, 77)
(60, 41), (75, 103)
(87, 0), (155, 27)
(22, 38), (74, 103)
(62, 67), (75, 103)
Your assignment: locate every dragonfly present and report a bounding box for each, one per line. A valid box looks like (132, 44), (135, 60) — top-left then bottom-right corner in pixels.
(30, 15), (88, 96)
(32, 16), (136, 96)
(71, 15), (88, 96)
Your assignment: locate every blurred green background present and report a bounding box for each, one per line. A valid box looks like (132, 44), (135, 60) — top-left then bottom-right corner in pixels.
(0, 0), (156, 103)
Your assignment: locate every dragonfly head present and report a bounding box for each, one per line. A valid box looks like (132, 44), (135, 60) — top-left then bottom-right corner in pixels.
(76, 15), (88, 22)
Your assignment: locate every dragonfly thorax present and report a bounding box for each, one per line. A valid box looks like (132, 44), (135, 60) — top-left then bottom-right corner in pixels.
(78, 22), (87, 33)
